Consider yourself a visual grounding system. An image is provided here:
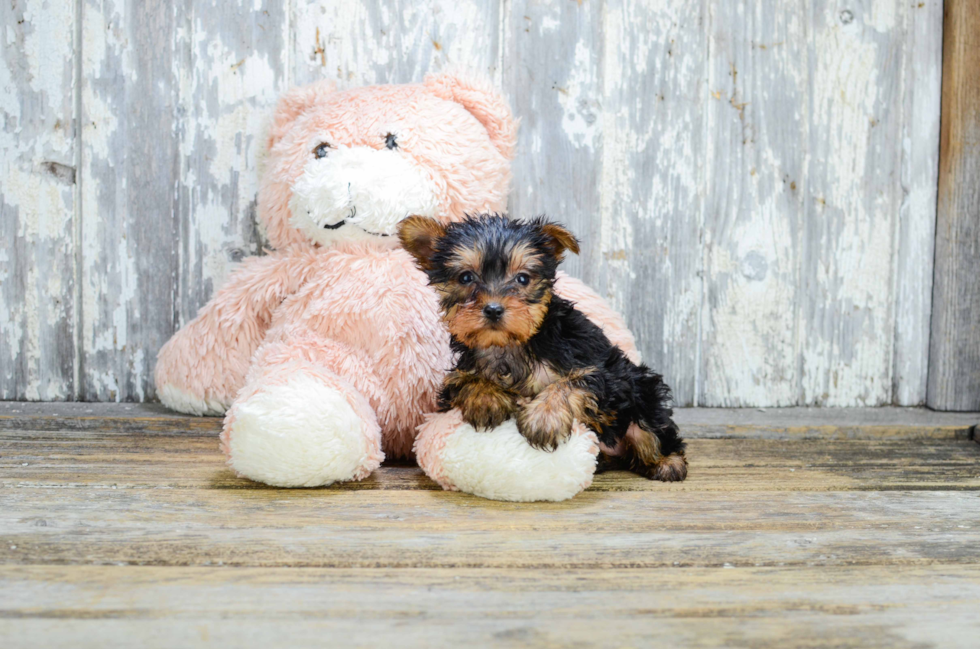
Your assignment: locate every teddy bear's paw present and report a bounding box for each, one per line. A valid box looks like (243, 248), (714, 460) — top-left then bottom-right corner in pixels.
(222, 371), (383, 487)
(415, 410), (599, 502)
(157, 383), (229, 417)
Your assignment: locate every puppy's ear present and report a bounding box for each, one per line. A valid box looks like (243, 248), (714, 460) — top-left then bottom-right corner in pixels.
(398, 216), (447, 270)
(537, 221), (580, 259)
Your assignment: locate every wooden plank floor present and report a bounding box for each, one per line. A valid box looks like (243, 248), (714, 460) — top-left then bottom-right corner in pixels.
(1, 405), (978, 648)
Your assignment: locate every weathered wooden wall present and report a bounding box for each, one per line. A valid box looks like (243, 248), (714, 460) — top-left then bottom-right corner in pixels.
(928, 0), (980, 412)
(1, 0), (948, 407)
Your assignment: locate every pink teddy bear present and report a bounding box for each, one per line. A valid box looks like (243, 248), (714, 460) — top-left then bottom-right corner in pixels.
(154, 73), (639, 501)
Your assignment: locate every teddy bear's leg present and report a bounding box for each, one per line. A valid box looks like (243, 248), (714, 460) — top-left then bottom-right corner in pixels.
(220, 338), (385, 487)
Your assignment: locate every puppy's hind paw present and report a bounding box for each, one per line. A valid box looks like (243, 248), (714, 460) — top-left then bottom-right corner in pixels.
(650, 452), (688, 482)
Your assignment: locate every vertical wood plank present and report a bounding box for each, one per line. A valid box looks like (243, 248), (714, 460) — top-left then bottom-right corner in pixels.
(0, 0), (78, 400)
(927, 0), (980, 411)
(594, 0), (706, 406)
(0, 0), (944, 407)
(799, 0), (907, 406)
(79, 0), (178, 401)
(893, 0), (942, 406)
(500, 0), (603, 282)
(172, 1), (289, 329)
(699, 0), (807, 406)
(290, 0), (501, 88)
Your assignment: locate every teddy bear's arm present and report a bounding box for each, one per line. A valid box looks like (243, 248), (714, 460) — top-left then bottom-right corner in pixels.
(154, 251), (311, 415)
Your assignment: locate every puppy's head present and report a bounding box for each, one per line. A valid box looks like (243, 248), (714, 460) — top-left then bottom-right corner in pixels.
(398, 213), (579, 349)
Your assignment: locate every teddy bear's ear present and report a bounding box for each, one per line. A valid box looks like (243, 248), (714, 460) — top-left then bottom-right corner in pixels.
(423, 71), (519, 160)
(266, 79), (337, 150)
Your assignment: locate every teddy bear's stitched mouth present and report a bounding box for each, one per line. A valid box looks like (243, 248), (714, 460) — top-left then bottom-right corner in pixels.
(320, 219), (391, 237)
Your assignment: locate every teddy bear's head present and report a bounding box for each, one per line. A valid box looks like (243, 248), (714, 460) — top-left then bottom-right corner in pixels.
(257, 72), (518, 250)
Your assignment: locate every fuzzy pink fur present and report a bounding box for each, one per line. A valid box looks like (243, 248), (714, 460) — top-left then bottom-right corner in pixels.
(155, 250), (322, 413)
(258, 78), (515, 251)
(155, 72), (638, 492)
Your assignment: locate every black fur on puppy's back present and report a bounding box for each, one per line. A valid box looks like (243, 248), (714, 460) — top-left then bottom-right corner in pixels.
(522, 295), (684, 459)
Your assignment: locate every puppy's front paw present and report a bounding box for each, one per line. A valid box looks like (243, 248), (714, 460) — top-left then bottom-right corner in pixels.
(454, 383), (519, 431)
(517, 395), (574, 451)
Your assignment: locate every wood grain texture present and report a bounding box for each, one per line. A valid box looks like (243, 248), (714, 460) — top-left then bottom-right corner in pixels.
(4, 431), (979, 491)
(927, 0), (980, 411)
(3, 486), (980, 569)
(799, 0), (908, 407)
(2, 409), (980, 647)
(0, 0), (78, 400)
(78, 0), (179, 401)
(700, 0), (806, 406)
(1, 565), (978, 649)
(592, 0), (706, 405)
(894, 0), (942, 406)
(173, 1), (288, 331)
(501, 0), (603, 284)
(290, 0), (501, 87)
(3, 403), (977, 438)
(0, 1), (955, 406)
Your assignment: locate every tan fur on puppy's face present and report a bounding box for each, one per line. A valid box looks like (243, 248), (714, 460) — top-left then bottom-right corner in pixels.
(400, 215), (577, 350)
(431, 237), (553, 349)
(446, 292), (550, 348)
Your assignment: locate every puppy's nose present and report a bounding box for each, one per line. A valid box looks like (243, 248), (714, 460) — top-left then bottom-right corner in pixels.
(483, 303), (505, 322)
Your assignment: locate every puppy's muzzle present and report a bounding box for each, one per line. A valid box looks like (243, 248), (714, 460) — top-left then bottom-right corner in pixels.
(482, 303), (505, 323)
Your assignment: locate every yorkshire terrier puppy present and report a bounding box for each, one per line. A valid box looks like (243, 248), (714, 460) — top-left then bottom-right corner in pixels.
(398, 214), (687, 481)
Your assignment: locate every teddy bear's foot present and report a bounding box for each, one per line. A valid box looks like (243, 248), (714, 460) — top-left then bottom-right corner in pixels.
(157, 383), (229, 417)
(414, 410), (599, 502)
(221, 364), (384, 487)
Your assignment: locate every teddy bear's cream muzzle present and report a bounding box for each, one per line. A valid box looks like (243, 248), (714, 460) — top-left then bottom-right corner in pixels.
(288, 145), (440, 248)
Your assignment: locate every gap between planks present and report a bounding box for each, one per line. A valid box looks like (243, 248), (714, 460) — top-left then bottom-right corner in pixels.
(1, 403), (978, 439)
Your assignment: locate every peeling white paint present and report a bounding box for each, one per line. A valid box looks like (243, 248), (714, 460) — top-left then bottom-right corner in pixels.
(294, 0), (499, 87)
(1, 0), (945, 407)
(558, 41), (599, 151)
(1, 0), (76, 400)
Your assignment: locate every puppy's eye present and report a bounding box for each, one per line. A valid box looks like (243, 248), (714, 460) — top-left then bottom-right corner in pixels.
(313, 142), (332, 159)
(515, 273), (530, 286)
(384, 133), (398, 150)
(459, 272), (475, 285)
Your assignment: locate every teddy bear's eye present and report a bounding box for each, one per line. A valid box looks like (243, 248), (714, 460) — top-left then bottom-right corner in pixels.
(313, 142), (332, 159)
(384, 133), (398, 150)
